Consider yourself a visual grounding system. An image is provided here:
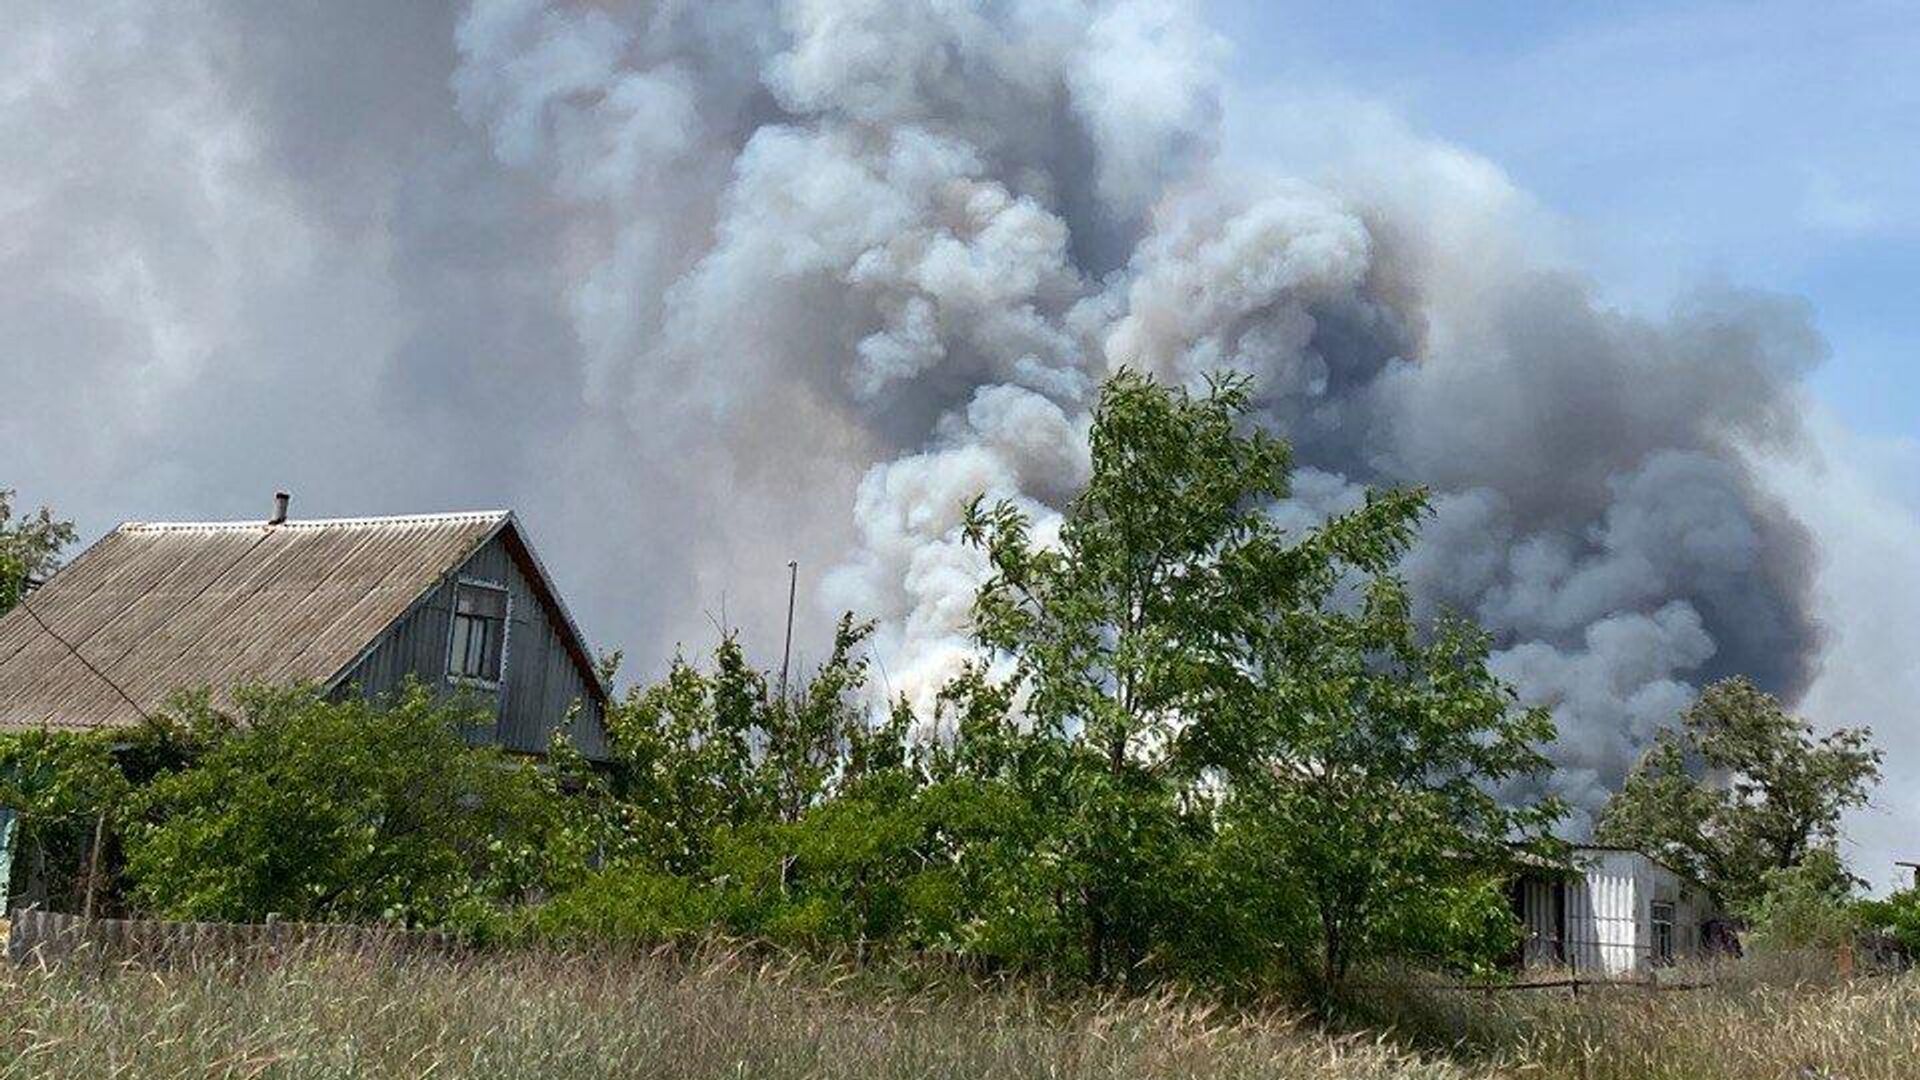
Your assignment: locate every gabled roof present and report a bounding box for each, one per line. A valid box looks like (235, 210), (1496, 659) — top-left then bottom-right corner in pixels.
(0, 511), (605, 733)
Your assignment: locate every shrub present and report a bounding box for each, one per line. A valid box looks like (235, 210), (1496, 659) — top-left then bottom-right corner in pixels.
(1743, 849), (1860, 953)
(122, 684), (573, 927)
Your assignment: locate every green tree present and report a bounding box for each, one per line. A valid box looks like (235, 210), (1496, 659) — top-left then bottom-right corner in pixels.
(1596, 677), (1881, 912)
(0, 489), (76, 616)
(0, 729), (128, 911)
(122, 685), (568, 927)
(1744, 847), (1860, 953)
(598, 615), (897, 874)
(1856, 882), (1920, 956)
(1215, 581), (1562, 988)
(957, 371), (1559, 987)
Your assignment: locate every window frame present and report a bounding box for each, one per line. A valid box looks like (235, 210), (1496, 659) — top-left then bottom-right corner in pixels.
(1650, 900), (1676, 966)
(446, 577), (512, 690)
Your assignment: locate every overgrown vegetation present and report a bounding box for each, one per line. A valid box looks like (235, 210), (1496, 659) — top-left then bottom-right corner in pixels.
(516, 373), (1567, 992)
(121, 686), (589, 928)
(0, 372), (1897, 1020)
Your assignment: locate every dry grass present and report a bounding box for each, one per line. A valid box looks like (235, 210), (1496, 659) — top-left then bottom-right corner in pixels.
(1342, 956), (1920, 1080)
(1, 947), (1915, 1079)
(0, 947), (1475, 1080)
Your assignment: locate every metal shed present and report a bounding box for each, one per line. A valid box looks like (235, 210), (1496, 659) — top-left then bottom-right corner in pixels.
(0, 506), (608, 757)
(1514, 845), (1726, 977)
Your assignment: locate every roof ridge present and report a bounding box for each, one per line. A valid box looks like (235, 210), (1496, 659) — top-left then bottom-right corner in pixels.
(119, 511), (513, 533)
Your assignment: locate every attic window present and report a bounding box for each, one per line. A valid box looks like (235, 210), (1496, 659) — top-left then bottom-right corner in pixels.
(450, 582), (509, 685)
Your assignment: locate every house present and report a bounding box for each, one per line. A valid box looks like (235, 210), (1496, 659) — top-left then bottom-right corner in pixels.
(0, 498), (608, 756)
(1513, 845), (1730, 977)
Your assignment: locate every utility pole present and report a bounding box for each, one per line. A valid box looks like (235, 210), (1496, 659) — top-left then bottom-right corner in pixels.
(777, 560), (798, 703)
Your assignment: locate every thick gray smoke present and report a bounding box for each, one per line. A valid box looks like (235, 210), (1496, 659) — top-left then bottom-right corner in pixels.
(0, 0), (1835, 831)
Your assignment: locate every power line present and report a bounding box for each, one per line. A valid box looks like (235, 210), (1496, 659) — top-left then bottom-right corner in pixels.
(14, 596), (153, 724)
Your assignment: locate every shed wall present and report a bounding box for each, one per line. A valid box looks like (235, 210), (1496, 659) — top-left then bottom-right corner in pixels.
(1565, 850), (1642, 976)
(1519, 850), (1725, 977)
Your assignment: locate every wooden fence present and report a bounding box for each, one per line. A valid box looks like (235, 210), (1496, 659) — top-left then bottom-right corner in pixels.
(5, 909), (461, 966)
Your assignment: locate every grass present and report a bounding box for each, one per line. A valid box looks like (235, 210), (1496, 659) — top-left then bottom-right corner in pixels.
(1, 946), (1914, 1079)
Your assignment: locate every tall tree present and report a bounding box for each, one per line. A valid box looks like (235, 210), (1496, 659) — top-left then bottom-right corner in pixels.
(959, 370), (1559, 986)
(1596, 677), (1881, 911)
(0, 489), (76, 616)
(1215, 579), (1562, 988)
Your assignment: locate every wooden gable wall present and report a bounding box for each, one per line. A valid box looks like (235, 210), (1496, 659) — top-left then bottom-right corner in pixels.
(335, 532), (608, 758)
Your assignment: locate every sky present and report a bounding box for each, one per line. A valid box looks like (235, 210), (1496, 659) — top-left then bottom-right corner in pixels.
(2, 0), (1916, 887)
(1211, 0), (1920, 443)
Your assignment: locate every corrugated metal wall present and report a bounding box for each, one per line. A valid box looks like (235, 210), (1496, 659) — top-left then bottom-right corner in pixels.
(1519, 850), (1726, 977)
(337, 534), (607, 758)
(1566, 852), (1643, 976)
(1517, 878), (1563, 966)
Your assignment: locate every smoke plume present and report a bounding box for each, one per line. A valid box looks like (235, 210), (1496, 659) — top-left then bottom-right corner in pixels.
(0, 0), (1840, 832)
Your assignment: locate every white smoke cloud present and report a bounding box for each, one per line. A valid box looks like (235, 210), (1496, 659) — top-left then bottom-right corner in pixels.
(3, 0), (1905, 852)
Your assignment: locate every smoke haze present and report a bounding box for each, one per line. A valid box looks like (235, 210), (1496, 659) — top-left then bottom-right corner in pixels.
(1, 1), (1906, 848)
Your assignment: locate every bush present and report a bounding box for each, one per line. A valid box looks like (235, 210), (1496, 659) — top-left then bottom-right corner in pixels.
(1856, 886), (1920, 956)
(1743, 849), (1859, 954)
(525, 865), (719, 948)
(122, 684), (575, 927)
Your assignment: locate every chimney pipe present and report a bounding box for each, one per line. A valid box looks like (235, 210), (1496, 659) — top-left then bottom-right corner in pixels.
(270, 492), (291, 526)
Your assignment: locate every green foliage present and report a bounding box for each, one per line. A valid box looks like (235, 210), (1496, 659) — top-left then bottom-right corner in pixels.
(1743, 848), (1861, 953)
(121, 684), (571, 927)
(1596, 677), (1881, 911)
(4, 375), (1582, 1000)
(0, 489), (75, 617)
(1211, 574), (1562, 989)
(0, 729), (128, 910)
(1857, 885), (1920, 955)
(598, 615), (893, 873)
(954, 371), (1561, 989)
(524, 864), (718, 947)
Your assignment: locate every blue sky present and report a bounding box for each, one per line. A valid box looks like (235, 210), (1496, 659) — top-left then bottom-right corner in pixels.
(1210, 0), (1919, 440)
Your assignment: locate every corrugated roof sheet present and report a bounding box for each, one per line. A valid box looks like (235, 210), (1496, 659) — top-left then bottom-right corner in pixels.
(0, 512), (512, 733)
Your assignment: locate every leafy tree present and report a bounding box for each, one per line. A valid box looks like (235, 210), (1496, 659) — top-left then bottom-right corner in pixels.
(1856, 883), (1920, 956)
(957, 370), (1559, 987)
(1215, 582), (1562, 988)
(0, 730), (128, 912)
(122, 684), (569, 927)
(598, 615), (900, 873)
(1596, 677), (1881, 912)
(958, 371), (1295, 983)
(0, 489), (76, 616)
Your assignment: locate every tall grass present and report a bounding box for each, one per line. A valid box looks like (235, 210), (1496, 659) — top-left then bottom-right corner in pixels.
(0, 947), (1474, 1080)
(1, 946), (1914, 1079)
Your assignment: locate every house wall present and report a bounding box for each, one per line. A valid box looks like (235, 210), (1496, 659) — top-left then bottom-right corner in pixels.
(335, 534), (607, 759)
(1645, 860), (1716, 961)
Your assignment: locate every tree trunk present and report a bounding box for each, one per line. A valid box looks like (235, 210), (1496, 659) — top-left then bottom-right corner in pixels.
(1086, 887), (1108, 984)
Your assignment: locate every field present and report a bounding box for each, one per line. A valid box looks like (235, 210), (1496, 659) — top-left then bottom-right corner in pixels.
(3, 948), (1916, 1080)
